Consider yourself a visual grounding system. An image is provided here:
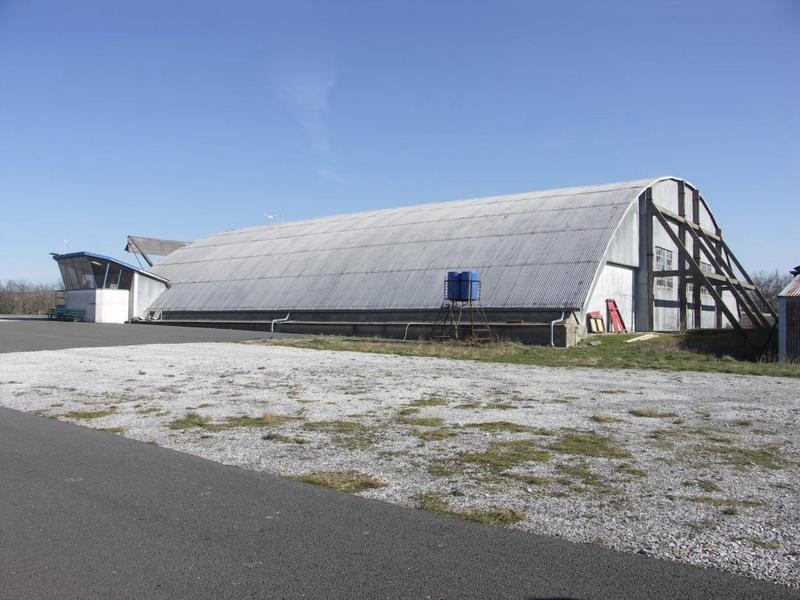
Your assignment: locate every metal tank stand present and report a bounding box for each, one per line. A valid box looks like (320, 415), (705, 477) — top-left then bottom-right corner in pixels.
(429, 277), (497, 344)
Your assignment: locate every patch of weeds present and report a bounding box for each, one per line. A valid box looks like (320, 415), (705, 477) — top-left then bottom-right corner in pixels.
(304, 420), (375, 450)
(645, 428), (681, 447)
(464, 421), (545, 434)
(484, 401), (514, 410)
(598, 389), (628, 394)
(100, 426), (124, 434)
(450, 489), (465, 497)
(688, 496), (763, 508)
(168, 412), (209, 430)
(205, 412), (295, 431)
(398, 407), (420, 416)
(549, 431), (630, 459)
(686, 426), (733, 444)
(770, 482), (795, 492)
(616, 463), (647, 477)
(397, 416), (444, 427)
(415, 493), (524, 526)
(731, 419), (752, 427)
(454, 400), (482, 410)
(556, 464), (621, 495)
(734, 537), (778, 550)
(50, 403), (64, 408)
(136, 407), (163, 415)
(411, 393), (448, 407)
(696, 411), (711, 418)
(682, 479), (721, 493)
(556, 464), (604, 486)
(458, 439), (550, 472)
(262, 432), (308, 444)
(515, 474), (550, 486)
(196, 403), (213, 409)
(629, 408), (678, 418)
(721, 507), (738, 516)
(589, 414), (624, 424)
(699, 443), (785, 470)
(426, 459), (464, 477)
(295, 471), (382, 493)
(66, 408), (116, 420)
(412, 428), (457, 442)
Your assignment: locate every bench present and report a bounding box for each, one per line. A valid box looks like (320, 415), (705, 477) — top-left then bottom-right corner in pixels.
(48, 308), (86, 322)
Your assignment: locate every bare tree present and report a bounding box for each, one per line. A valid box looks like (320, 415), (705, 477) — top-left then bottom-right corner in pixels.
(750, 269), (793, 312)
(0, 280), (59, 315)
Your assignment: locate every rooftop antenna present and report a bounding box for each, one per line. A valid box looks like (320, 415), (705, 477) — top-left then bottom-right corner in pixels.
(264, 210), (284, 225)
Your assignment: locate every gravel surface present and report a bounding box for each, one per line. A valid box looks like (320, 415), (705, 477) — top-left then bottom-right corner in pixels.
(1, 341), (798, 588)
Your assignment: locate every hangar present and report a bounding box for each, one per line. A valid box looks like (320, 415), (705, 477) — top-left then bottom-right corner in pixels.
(53, 177), (773, 345)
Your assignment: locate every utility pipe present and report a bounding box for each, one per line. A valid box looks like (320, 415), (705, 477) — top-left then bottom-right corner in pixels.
(550, 311), (566, 347)
(271, 313), (291, 333)
(402, 322), (430, 342)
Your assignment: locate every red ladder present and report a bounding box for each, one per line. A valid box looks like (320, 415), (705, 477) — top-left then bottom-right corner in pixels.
(606, 299), (627, 333)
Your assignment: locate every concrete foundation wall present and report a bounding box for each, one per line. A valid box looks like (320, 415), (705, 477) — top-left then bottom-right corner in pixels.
(153, 312), (580, 347)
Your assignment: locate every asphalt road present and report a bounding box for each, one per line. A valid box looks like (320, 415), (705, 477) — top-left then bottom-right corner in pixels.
(0, 318), (284, 353)
(1, 407), (797, 600)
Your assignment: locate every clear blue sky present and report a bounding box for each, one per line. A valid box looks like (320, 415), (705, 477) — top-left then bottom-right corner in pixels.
(1, 0), (797, 283)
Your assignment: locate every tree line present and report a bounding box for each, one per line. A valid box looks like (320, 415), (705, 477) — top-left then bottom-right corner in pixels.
(0, 280), (59, 315)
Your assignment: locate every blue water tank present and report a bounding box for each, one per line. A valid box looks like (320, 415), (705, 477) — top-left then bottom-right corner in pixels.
(460, 271), (479, 301)
(446, 271), (461, 301)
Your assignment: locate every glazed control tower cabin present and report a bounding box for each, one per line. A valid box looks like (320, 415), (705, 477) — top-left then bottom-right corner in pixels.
(51, 252), (169, 323)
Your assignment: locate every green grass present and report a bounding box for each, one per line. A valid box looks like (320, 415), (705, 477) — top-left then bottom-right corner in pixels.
(682, 479), (721, 493)
(616, 463), (647, 477)
(262, 432), (308, 444)
(169, 411), (295, 431)
(263, 333), (800, 378)
(100, 426), (124, 434)
(556, 464), (605, 487)
(416, 493), (525, 526)
(303, 420), (375, 449)
(687, 495), (763, 508)
(549, 431), (630, 459)
(412, 428), (457, 441)
(700, 443), (785, 470)
(65, 408), (116, 420)
(628, 408), (678, 418)
(168, 412), (210, 429)
(484, 401), (514, 410)
(410, 393), (448, 407)
(458, 439), (550, 472)
(397, 416), (445, 427)
(295, 471), (382, 493)
(734, 537), (778, 550)
(589, 414), (624, 424)
(463, 421), (549, 434)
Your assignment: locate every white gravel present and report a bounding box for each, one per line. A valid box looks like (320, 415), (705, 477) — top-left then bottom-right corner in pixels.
(1, 341), (798, 588)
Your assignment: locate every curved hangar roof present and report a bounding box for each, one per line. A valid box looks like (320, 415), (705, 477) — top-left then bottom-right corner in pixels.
(148, 178), (663, 313)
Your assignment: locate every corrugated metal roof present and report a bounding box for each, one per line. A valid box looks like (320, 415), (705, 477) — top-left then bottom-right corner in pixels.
(147, 178), (658, 312)
(779, 275), (800, 298)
